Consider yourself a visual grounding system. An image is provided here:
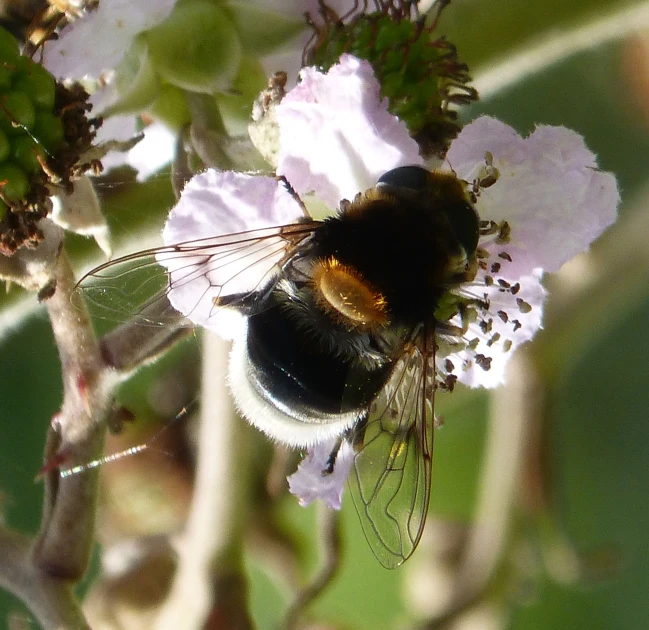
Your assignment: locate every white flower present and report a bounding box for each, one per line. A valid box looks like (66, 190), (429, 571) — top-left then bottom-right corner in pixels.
(446, 117), (619, 278)
(158, 170), (305, 336)
(287, 439), (355, 510)
(276, 55), (422, 208)
(50, 175), (111, 257)
(95, 116), (176, 182)
(42, 0), (176, 80)
(42, 1), (178, 180)
(156, 55), (619, 509)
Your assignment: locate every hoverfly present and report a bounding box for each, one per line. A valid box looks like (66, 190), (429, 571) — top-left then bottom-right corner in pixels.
(79, 164), (483, 568)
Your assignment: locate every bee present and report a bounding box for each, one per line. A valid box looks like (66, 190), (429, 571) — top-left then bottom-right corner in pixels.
(80, 165), (481, 568)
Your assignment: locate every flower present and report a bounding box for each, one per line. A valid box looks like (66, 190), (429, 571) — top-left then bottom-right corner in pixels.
(287, 439), (355, 510)
(158, 169), (305, 336)
(157, 54), (619, 509)
(276, 55), (422, 209)
(41, 0), (178, 181)
(95, 115), (176, 182)
(42, 0), (176, 80)
(41, 0), (309, 181)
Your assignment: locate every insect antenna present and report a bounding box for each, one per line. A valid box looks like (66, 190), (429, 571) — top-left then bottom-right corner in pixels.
(58, 403), (197, 478)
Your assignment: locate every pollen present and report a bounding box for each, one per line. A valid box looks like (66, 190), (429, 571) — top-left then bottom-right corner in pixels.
(312, 256), (389, 330)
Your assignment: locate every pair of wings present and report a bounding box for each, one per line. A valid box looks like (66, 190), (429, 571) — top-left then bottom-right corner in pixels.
(77, 222), (436, 569)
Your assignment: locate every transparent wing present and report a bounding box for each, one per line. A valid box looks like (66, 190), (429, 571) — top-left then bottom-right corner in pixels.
(347, 328), (436, 569)
(75, 221), (320, 327)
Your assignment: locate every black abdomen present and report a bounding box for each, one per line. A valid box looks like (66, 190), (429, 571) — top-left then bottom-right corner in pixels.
(246, 297), (392, 417)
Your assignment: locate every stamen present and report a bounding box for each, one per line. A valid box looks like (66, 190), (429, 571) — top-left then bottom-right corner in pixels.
(475, 354), (492, 371)
(516, 298), (532, 313)
(487, 332), (501, 347)
(479, 318), (493, 334)
(496, 222), (511, 244)
(479, 220), (498, 235)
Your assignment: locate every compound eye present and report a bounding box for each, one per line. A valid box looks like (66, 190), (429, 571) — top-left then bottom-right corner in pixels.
(376, 166), (430, 192)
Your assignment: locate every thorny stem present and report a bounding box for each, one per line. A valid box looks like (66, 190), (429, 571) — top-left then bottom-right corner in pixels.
(0, 248), (115, 629)
(34, 250), (111, 579)
(285, 505), (343, 630)
(0, 527), (90, 630)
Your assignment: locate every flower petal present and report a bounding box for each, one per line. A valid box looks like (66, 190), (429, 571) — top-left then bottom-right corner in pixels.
(276, 54), (422, 208)
(158, 170), (304, 333)
(287, 439), (355, 510)
(125, 122), (176, 182)
(50, 175), (111, 257)
(43, 0), (176, 79)
(451, 270), (546, 388)
(447, 117), (620, 278)
(89, 100), (175, 180)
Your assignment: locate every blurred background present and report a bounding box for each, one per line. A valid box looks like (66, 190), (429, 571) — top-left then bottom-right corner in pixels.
(0, 0), (648, 628)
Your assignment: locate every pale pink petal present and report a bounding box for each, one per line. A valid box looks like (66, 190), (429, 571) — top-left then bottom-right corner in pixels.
(452, 270), (546, 388)
(276, 54), (422, 208)
(127, 122), (175, 181)
(42, 0), (176, 79)
(50, 175), (111, 257)
(446, 117), (620, 279)
(288, 439), (355, 510)
(158, 170), (304, 333)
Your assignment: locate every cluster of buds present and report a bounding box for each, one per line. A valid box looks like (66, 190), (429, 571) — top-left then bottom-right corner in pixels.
(305, 0), (478, 157)
(0, 26), (99, 255)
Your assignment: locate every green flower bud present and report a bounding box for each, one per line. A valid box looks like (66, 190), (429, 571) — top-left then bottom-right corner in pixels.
(0, 91), (35, 133)
(145, 1), (241, 94)
(146, 83), (191, 131)
(0, 65), (12, 91)
(108, 37), (161, 115)
(214, 54), (266, 136)
(0, 129), (10, 162)
(33, 111), (64, 152)
(0, 27), (19, 62)
(13, 136), (44, 174)
(226, 1), (304, 56)
(0, 163), (29, 202)
(13, 59), (56, 110)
